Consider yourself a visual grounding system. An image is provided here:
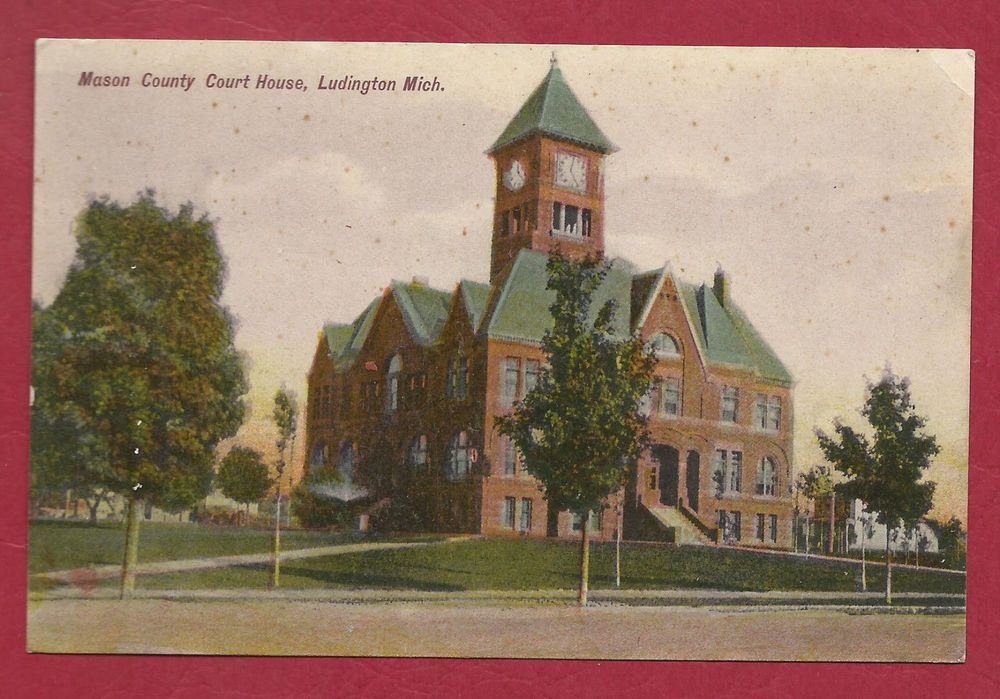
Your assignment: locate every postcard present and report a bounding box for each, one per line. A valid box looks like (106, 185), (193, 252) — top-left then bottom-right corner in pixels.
(29, 40), (971, 660)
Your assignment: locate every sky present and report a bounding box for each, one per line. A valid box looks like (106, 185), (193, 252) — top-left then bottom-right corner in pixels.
(33, 41), (973, 521)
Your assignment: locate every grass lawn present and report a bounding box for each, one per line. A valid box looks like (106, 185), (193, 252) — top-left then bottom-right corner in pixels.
(29, 519), (357, 575)
(125, 537), (967, 595)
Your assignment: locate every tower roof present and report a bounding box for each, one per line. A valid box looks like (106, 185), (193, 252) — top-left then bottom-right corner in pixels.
(488, 60), (616, 154)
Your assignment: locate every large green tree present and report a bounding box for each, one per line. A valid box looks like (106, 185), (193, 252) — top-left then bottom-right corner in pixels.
(217, 446), (272, 517)
(816, 369), (938, 603)
(31, 192), (248, 596)
(497, 252), (654, 606)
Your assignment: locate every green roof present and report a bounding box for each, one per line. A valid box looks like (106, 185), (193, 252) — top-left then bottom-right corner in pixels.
(484, 250), (632, 343)
(390, 281), (452, 346)
(459, 280), (491, 331)
(677, 281), (792, 385)
(322, 323), (355, 358)
(488, 62), (615, 154)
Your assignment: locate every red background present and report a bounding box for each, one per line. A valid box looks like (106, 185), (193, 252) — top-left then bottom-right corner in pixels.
(2, 1), (996, 696)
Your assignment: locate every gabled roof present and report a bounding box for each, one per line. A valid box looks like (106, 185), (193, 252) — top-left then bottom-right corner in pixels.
(679, 282), (792, 385)
(488, 61), (615, 154)
(322, 323), (355, 358)
(483, 249), (632, 343)
(459, 279), (491, 331)
(390, 280), (452, 346)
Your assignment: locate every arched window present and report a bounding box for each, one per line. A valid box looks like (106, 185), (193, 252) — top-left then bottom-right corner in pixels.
(756, 456), (778, 496)
(408, 434), (428, 472)
(649, 332), (681, 358)
(310, 441), (328, 469)
(385, 354), (401, 413)
(446, 430), (471, 480)
(338, 441), (356, 484)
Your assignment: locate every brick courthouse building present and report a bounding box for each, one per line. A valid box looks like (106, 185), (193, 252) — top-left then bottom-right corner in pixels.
(305, 61), (796, 548)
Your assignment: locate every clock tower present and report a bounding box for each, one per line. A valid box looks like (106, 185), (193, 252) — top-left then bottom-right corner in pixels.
(487, 57), (616, 282)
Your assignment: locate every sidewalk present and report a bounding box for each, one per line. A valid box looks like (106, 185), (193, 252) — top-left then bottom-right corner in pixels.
(31, 585), (966, 612)
(712, 542), (967, 576)
(33, 535), (473, 586)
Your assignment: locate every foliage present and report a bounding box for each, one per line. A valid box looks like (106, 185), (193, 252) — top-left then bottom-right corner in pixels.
(496, 253), (654, 517)
(291, 468), (357, 529)
(816, 368), (938, 532)
(31, 191), (248, 507)
(927, 515), (966, 569)
(795, 464), (834, 508)
(217, 446), (272, 507)
(272, 387), (298, 484)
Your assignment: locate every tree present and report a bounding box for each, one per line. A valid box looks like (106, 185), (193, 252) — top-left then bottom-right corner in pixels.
(816, 368), (938, 603)
(927, 515), (966, 569)
(217, 446), (272, 518)
(496, 252), (654, 606)
(795, 464), (833, 554)
(269, 387), (298, 588)
(31, 192), (248, 597)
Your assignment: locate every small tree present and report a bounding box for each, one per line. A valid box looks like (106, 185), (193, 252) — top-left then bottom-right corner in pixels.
(269, 387), (298, 588)
(795, 464), (833, 554)
(928, 515), (966, 569)
(217, 446), (272, 519)
(817, 368), (938, 603)
(497, 253), (654, 606)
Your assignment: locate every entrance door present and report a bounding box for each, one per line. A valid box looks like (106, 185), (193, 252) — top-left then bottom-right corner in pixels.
(652, 444), (679, 506)
(686, 451), (700, 512)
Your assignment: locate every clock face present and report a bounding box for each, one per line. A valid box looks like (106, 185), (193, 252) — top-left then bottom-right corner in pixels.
(554, 152), (587, 192)
(503, 159), (526, 192)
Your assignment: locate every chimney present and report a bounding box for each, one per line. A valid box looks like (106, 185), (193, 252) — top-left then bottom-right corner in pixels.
(713, 264), (729, 307)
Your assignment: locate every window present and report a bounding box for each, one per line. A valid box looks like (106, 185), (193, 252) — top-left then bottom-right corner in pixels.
(511, 206), (522, 234)
(502, 357), (520, 408)
(447, 356), (468, 400)
(338, 441), (356, 483)
(408, 434), (428, 472)
(753, 394), (782, 431)
(571, 510), (602, 532)
(660, 377), (680, 417)
(502, 436), (517, 477)
(341, 382), (353, 417)
(767, 396), (782, 431)
(650, 332), (681, 358)
(753, 394), (767, 429)
(406, 372), (426, 409)
(648, 467), (657, 491)
(721, 385), (739, 423)
(385, 355), (401, 414)
(551, 201), (591, 237)
(520, 498), (533, 532)
(524, 359), (541, 396)
(769, 514), (779, 543)
(446, 430), (471, 480)
(310, 441), (328, 469)
(756, 513), (765, 541)
(756, 457), (778, 496)
(714, 449), (742, 494)
(718, 510), (741, 543)
(503, 497), (516, 529)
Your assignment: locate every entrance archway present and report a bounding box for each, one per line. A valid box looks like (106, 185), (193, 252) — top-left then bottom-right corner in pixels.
(686, 451), (700, 511)
(651, 444), (680, 506)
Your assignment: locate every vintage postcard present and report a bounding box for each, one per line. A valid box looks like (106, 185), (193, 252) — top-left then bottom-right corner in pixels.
(29, 40), (971, 660)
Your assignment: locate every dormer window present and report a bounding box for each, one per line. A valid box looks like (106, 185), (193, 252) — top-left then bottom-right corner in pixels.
(447, 355), (469, 400)
(649, 332), (681, 358)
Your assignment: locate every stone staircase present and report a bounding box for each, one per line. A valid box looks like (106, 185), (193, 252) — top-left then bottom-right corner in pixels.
(643, 503), (715, 546)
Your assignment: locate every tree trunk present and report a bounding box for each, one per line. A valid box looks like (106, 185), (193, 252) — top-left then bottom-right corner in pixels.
(614, 509), (622, 590)
(860, 530), (867, 592)
(269, 490), (282, 589)
(119, 496), (141, 599)
(885, 530), (893, 605)
(88, 499), (99, 524)
(578, 511), (590, 607)
(827, 491), (835, 555)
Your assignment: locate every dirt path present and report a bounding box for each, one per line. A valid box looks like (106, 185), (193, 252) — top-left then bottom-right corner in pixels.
(33, 536), (472, 585)
(27, 598), (966, 660)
